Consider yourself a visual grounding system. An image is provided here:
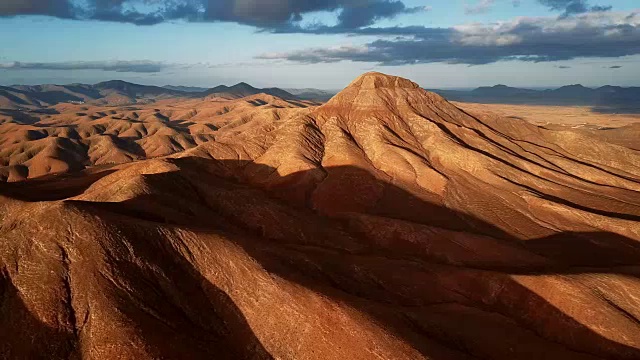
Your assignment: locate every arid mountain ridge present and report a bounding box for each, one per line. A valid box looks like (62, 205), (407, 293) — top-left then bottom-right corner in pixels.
(0, 72), (639, 359)
(0, 80), (299, 109)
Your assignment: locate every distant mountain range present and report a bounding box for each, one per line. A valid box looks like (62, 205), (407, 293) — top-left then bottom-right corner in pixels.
(202, 82), (295, 100)
(430, 84), (640, 113)
(2, 80), (639, 113)
(0, 80), (298, 109)
(280, 84), (640, 112)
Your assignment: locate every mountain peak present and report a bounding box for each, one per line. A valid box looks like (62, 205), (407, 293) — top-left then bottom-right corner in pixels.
(230, 82), (256, 90)
(321, 72), (444, 112)
(346, 72), (421, 90)
(95, 80), (132, 88)
(558, 84), (590, 90)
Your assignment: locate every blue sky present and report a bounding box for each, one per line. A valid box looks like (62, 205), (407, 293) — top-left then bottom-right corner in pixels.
(0, 0), (639, 89)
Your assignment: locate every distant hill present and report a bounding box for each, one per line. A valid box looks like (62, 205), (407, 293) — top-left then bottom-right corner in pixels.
(0, 84), (103, 109)
(432, 84), (640, 113)
(163, 85), (209, 93)
(471, 84), (538, 97)
(200, 82), (297, 100)
(0, 80), (301, 109)
(93, 80), (185, 104)
(0, 81), (189, 108)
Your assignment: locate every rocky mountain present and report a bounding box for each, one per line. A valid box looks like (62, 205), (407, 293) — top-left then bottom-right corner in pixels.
(0, 72), (639, 359)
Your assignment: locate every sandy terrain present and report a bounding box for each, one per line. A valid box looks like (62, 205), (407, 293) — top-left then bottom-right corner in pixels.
(455, 101), (640, 128)
(456, 101), (640, 151)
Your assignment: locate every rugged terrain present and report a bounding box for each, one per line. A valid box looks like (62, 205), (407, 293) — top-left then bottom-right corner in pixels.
(0, 94), (313, 181)
(0, 80), (298, 110)
(1, 72), (639, 359)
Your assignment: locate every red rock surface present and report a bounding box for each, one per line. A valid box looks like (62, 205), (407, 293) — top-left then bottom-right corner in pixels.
(1, 72), (639, 359)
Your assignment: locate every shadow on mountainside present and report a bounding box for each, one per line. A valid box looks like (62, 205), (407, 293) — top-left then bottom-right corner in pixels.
(0, 109), (42, 124)
(0, 168), (118, 201)
(0, 201), (273, 358)
(76, 206), (275, 359)
(0, 239), (272, 360)
(2, 156), (640, 359)
(0, 269), (76, 359)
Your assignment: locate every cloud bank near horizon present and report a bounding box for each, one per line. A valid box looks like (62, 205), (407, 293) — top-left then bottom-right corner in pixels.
(0, 60), (171, 73)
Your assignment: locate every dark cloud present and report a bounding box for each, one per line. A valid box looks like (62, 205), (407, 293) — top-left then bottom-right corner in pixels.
(591, 5), (613, 12)
(0, 0), (424, 28)
(609, 65), (623, 68)
(537, 0), (612, 17)
(203, 0), (424, 28)
(556, 65), (572, 68)
(0, 60), (169, 73)
(337, 1), (423, 28)
(0, 0), (73, 18)
(258, 11), (640, 66)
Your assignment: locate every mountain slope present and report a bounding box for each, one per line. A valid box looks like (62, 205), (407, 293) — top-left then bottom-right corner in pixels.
(0, 84), (97, 109)
(1, 72), (639, 359)
(93, 80), (184, 97)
